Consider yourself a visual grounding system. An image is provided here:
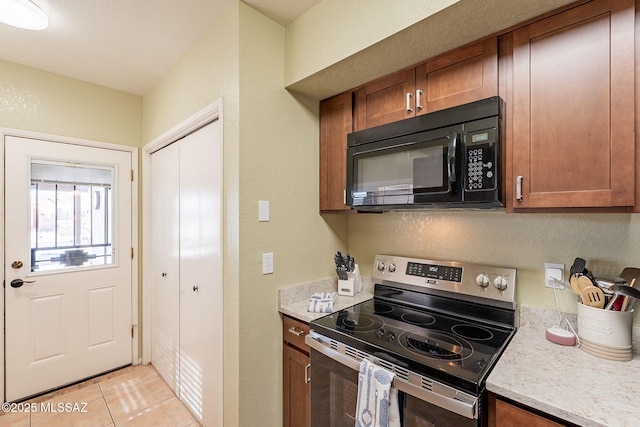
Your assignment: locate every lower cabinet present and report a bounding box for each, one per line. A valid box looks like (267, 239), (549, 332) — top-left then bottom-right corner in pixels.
(283, 316), (311, 427)
(489, 393), (573, 427)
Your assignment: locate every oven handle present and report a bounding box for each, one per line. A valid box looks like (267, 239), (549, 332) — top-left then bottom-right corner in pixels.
(305, 332), (479, 420)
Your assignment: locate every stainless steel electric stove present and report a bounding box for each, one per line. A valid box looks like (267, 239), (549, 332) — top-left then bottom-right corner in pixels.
(306, 254), (517, 427)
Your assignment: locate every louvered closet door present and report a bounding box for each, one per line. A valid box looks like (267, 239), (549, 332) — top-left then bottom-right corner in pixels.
(150, 141), (181, 394)
(149, 118), (223, 426)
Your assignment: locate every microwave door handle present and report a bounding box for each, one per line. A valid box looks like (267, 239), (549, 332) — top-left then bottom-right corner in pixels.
(447, 131), (458, 185)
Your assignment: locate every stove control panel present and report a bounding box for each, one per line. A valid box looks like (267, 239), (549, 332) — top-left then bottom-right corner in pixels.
(372, 254), (516, 305)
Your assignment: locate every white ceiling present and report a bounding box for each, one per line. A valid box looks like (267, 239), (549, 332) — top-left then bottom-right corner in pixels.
(0, 0), (321, 95)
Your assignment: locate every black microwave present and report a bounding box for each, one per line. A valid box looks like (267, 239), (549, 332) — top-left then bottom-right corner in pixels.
(346, 96), (504, 211)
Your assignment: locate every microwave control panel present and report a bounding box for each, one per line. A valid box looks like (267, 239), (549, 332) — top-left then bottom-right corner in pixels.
(464, 126), (497, 192)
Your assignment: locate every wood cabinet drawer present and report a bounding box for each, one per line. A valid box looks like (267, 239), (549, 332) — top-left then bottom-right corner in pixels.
(283, 316), (310, 353)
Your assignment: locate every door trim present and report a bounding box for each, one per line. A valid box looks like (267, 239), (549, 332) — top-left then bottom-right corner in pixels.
(0, 128), (139, 403)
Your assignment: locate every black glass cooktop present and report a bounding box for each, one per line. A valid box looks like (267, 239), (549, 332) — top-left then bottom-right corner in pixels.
(310, 297), (515, 394)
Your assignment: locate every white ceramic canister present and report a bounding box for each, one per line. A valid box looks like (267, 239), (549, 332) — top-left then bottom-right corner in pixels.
(577, 302), (633, 347)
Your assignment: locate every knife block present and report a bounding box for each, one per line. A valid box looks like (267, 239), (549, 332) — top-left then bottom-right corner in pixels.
(337, 278), (355, 296)
(338, 264), (363, 296)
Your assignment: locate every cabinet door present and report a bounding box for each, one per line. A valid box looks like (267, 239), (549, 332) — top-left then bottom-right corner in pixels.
(354, 68), (416, 130)
(495, 398), (566, 427)
(511, 0), (635, 208)
(320, 91), (353, 212)
(416, 37), (498, 114)
(283, 344), (310, 427)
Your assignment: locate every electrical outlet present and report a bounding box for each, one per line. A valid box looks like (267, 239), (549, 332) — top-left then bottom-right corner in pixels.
(545, 262), (564, 289)
(263, 253), (274, 275)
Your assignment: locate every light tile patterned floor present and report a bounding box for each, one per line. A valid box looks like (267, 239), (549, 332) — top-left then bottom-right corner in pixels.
(0, 364), (201, 427)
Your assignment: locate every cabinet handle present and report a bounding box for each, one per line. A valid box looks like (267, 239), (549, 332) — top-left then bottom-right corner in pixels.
(415, 89), (423, 111)
(288, 327), (305, 337)
(305, 363), (311, 384)
(516, 176), (523, 202)
(406, 92), (413, 112)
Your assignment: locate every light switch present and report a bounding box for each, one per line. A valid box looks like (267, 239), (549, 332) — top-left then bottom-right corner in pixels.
(259, 200), (270, 222)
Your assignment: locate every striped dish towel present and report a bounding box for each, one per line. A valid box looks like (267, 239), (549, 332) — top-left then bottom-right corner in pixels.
(307, 292), (336, 313)
(355, 358), (400, 427)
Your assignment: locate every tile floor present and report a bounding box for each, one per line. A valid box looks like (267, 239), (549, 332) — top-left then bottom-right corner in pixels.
(0, 364), (201, 427)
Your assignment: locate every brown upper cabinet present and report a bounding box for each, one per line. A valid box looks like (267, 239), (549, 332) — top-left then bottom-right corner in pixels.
(509, 0), (635, 209)
(353, 37), (498, 131)
(320, 91), (352, 212)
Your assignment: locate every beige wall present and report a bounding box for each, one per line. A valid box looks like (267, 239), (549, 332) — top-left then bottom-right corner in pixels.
(0, 60), (140, 146)
(142, 4), (242, 425)
(237, 4), (347, 425)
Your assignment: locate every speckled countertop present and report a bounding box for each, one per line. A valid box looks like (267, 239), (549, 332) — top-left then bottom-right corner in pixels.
(487, 305), (640, 427)
(278, 276), (374, 323)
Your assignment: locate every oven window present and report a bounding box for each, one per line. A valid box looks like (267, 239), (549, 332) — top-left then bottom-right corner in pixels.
(310, 350), (358, 426)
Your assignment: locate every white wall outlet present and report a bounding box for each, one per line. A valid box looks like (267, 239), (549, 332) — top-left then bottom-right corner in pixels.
(263, 252), (274, 274)
(258, 200), (270, 222)
(545, 262), (564, 289)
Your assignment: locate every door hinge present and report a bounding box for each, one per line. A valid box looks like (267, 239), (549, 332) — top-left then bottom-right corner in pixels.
(131, 247), (134, 259)
(131, 169), (134, 182)
(131, 324), (136, 338)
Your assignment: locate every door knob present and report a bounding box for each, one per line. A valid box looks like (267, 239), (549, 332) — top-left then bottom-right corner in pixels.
(193, 285), (199, 292)
(10, 278), (36, 288)
(11, 261), (24, 269)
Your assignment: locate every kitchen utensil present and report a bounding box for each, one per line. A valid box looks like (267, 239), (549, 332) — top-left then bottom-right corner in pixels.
(577, 275), (594, 292)
(581, 285), (605, 308)
(619, 267), (640, 284)
(570, 274), (582, 299)
(621, 278), (636, 311)
(605, 284), (640, 310)
(570, 258), (587, 277)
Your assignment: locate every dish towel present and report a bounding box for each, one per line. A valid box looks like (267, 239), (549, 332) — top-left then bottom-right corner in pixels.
(355, 358), (400, 427)
(307, 292), (336, 313)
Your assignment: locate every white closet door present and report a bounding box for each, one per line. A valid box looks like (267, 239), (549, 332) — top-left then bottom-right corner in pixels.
(150, 142), (181, 394)
(179, 119), (223, 423)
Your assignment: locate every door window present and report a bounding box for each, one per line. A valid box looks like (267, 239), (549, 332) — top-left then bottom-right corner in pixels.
(30, 160), (114, 272)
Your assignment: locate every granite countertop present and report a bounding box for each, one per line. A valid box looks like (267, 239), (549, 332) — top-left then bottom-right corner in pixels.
(278, 276), (374, 323)
(487, 306), (640, 427)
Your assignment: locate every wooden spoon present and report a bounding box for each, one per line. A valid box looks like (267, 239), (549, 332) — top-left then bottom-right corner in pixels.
(570, 274), (581, 294)
(581, 285), (605, 308)
(577, 275), (594, 292)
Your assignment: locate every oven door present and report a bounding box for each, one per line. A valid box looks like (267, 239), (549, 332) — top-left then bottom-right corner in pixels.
(346, 126), (461, 209)
(310, 348), (484, 427)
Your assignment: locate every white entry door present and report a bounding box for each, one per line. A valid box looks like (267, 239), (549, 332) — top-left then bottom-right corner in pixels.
(4, 136), (133, 401)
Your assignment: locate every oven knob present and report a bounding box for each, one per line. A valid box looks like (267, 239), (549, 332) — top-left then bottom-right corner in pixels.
(475, 274), (490, 288)
(388, 263), (396, 273)
(494, 276), (509, 291)
(376, 328), (385, 338)
(387, 331), (396, 341)
(377, 261), (386, 272)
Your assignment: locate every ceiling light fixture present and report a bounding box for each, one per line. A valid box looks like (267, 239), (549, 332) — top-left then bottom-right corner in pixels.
(0, 0), (48, 30)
